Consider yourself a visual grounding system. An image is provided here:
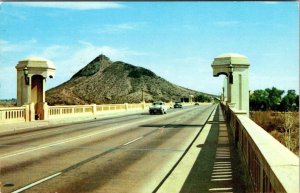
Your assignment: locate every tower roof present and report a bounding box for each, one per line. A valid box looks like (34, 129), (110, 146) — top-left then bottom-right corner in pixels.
(212, 53), (249, 66)
(16, 57), (56, 70)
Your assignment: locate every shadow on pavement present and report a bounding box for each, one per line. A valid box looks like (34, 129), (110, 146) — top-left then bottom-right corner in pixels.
(179, 106), (247, 193)
(139, 124), (204, 128)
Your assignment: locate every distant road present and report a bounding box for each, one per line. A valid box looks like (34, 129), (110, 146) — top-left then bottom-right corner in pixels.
(0, 104), (216, 193)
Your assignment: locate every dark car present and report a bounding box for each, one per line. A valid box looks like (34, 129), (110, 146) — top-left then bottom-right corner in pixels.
(174, 102), (183, 108)
(195, 102), (200, 105)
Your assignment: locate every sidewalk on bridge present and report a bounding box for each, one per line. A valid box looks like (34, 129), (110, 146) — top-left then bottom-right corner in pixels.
(0, 109), (148, 134)
(157, 105), (249, 193)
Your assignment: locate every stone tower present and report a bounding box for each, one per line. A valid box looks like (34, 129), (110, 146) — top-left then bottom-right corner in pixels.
(211, 53), (250, 115)
(16, 57), (55, 120)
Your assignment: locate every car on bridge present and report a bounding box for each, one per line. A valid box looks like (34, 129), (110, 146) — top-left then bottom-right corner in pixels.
(173, 101), (183, 108)
(149, 101), (168, 114)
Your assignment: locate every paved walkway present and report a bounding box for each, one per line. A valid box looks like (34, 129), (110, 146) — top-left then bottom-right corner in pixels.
(157, 105), (249, 193)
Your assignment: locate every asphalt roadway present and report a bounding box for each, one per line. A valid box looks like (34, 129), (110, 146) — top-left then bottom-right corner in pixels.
(0, 104), (216, 193)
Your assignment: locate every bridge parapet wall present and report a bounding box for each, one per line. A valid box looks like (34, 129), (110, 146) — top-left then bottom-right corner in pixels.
(0, 106), (29, 123)
(48, 103), (151, 119)
(221, 103), (299, 193)
(0, 102), (196, 123)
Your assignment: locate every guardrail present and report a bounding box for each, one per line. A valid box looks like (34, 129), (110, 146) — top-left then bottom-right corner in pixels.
(49, 105), (94, 116)
(221, 103), (299, 193)
(0, 106), (28, 123)
(48, 103), (150, 119)
(0, 102), (196, 123)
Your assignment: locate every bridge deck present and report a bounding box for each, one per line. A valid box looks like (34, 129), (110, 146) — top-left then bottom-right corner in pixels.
(157, 105), (250, 193)
(0, 105), (250, 192)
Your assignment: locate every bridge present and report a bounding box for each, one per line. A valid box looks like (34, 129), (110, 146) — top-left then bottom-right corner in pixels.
(0, 54), (298, 193)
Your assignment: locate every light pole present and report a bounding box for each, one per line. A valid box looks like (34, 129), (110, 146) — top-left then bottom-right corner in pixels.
(23, 65), (29, 85)
(228, 62), (233, 84)
(142, 87), (144, 102)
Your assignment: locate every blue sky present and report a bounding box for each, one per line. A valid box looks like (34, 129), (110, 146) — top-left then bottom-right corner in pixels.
(0, 1), (298, 99)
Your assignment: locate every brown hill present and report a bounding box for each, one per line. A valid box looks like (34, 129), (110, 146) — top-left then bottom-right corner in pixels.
(46, 54), (212, 105)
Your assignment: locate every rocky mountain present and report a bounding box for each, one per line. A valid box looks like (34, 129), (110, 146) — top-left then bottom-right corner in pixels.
(46, 54), (213, 105)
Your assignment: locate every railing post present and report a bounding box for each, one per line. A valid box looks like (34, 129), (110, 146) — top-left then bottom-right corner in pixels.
(43, 102), (49, 120)
(125, 103), (128, 111)
(141, 101), (146, 109)
(29, 102), (35, 121)
(92, 104), (96, 115)
(259, 165), (264, 192)
(24, 104), (30, 122)
(0, 110), (4, 121)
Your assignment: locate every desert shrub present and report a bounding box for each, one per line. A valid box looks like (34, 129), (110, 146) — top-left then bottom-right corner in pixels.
(250, 111), (299, 155)
(250, 111), (280, 132)
(279, 112), (299, 153)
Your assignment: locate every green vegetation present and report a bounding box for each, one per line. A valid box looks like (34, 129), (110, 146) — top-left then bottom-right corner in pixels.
(250, 87), (299, 155)
(195, 94), (213, 102)
(128, 67), (156, 78)
(250, 87), (299, 111)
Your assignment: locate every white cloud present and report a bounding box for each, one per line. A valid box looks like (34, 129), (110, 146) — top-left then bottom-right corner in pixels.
(0, 39), (37, 53)
(0, 66), (16, 99)
(0, 38), (149, 97)
(10, 2), (123, 10)
(59, 41), (147, 70)
(37, 45), (73, 61)
(31, 41), (148, 89)
(0, 39), (38, 98)
(98, 22), (145, 33)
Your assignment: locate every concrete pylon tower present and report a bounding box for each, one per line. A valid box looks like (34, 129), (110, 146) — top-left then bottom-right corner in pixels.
(211, 53), (250, 115)
(189, 95), (194, 103)
(16, 57), (56, 120)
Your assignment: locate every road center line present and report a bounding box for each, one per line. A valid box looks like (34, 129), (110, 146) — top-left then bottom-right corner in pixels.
(12, 172), (62, 193)
(0, 106), (209, 160)
(0, 113), (169, 160)
(123, 136), (143, 146)
(0, 127), (117, 160)
(8, 105), (214, 193)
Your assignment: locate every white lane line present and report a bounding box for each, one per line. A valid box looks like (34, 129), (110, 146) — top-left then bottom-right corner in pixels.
(10, 129), (57, 139)
(123, 136), (143, 146)
(0, 127), (116, 160)
(0, 115), (164, 160)
(12, 172), (62, 193)
(1, 106), (207, 160)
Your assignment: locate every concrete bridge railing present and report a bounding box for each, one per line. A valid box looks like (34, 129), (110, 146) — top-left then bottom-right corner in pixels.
(0, 101), (195, 123)
(47, 103), (149, 119)
(0, 103), (149, 123)
(221, 103), (299, 193)
(0, 106), (29, 123)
